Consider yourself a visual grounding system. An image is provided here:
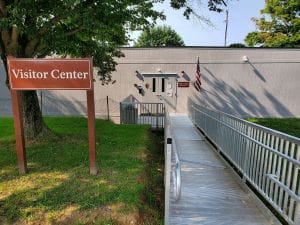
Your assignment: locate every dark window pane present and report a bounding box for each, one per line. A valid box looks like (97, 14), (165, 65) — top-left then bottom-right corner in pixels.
(161, 78), (165, 92)
(152, 78), (156, 92)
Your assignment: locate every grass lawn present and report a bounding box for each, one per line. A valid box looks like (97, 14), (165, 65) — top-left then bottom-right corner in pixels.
(248, 118), (300, 138)
(0, 117), (164, 225)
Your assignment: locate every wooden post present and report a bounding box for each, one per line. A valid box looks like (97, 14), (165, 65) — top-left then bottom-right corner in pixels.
(87, 89), (97, 175)
(106, 96), (110, 121)
(40, 91), (43, 115)
(11, 90), (27, 174)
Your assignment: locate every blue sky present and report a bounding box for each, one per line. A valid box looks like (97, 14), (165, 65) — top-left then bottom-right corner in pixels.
(130, 0), (265, 46)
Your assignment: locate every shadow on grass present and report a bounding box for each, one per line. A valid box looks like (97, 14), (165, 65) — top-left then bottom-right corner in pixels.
(0, 118), (164, 225)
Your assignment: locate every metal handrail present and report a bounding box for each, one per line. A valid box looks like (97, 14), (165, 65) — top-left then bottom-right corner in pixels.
(193, 105), (300, 168)
(265, 174), (300, 203)
(172, 148), (181, 201)
(188, 99), (300, 225)
(164, 109), (182, 225)
(120, 102), (165, 128)
(192, 103), (300, 145)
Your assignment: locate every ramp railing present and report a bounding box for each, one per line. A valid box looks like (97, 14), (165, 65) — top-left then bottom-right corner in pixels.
(120, 102), (165, 129)
(188, 101), (300, 225)
(164, 111), (181, 225)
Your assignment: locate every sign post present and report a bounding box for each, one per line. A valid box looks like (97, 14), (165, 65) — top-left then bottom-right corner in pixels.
(8, 57), (97, 175)
(11, 90), (27, 173)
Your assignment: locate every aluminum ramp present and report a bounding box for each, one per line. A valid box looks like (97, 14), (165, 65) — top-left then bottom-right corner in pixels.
(168, 113), (281, 225)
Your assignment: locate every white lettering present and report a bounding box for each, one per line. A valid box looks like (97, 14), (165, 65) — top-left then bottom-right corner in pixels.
(66, 72), (73, 78)
(12, 69), (21, 78)
(60, 71), (66, 79)
(50, 69), (88, 79)
(51, 69), (60, 79)
(36, 72), (45, 79)
(11, 69), (48, 79)
(77, 72), (86, 79)
(23, 71), (29, 79)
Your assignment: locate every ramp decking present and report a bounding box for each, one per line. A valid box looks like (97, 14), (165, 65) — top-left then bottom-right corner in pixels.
(168, 114), (281, 225)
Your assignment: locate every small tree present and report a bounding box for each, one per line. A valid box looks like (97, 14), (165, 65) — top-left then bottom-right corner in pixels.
(0, 0), (163, 140)
(135, 25), (185, 47)
(245, 0), (300, 47)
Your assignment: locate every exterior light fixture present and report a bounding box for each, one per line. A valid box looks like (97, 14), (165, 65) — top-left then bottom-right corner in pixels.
(242, 55), (249, 62)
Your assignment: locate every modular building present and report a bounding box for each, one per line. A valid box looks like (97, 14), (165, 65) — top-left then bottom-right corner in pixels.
(1, 47), (300, 122)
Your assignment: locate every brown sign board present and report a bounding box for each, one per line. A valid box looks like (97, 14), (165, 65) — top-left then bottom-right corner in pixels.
(8, 57), (97, 175)
(178, 81), (190, 88)
(8, 57), (92, 90)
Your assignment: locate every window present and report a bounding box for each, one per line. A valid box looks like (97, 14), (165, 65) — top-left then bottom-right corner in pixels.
(161, 78), (165, 92)
(152, 78), (156, 92)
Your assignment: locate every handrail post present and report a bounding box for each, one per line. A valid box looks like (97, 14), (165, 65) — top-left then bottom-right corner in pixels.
(292, 146), (300, 224)
(173, 148), (181, 201)
(295, 202), (300, 225)
(216, 111), (221, 153)
(156, 104), (159, 130)
(165, 137), (172, 225)
(243, 125), (251, 182)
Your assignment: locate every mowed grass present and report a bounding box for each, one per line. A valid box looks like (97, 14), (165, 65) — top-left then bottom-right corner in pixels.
(248, 118), (300, 138)
(0, 117), (164, 225)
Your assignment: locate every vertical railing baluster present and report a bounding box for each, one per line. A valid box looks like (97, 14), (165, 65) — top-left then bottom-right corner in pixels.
(283, 143), (295, 216)
(243, 125), (251, 181)
(289, 145), (300, 222)
(249, 128), (257, 181)
(269, 136), (279, 201)
(253, 130), (262, 187)
(264, 135), (275, 197)
(260, 133), (270, 191)
(259, 132), (267, 190)
(279, 141), (290, 211)
(274, 138), (285, 205)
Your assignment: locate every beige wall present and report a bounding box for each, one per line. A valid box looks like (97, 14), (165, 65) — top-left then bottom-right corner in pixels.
(0, 61), (11, 116)
(1, 47), (300, 120)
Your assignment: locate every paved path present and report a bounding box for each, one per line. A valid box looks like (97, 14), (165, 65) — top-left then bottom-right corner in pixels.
(168, 114), (280, 225)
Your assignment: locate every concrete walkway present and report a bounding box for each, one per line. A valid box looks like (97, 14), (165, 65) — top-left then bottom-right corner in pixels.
(168, 114), (280, 225)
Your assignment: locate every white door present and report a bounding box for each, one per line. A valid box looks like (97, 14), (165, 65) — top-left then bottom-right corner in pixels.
(143, 74), (177, 109)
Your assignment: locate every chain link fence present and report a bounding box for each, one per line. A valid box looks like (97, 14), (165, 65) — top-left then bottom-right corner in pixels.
(0, 93), (121, 123)
(0, 98), (12, 116)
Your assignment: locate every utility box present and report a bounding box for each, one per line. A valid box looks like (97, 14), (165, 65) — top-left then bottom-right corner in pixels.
(120, 102), (138, 124)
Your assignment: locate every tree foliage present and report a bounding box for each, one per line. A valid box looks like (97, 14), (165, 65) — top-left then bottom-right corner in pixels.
(0, 0), (164, 139)
(170, 0), (228, 20)
(245, 0), (300, 47)
(134, 25), (184, 47)
(0, 0), (164, 84)
(0, 0), (227, 139)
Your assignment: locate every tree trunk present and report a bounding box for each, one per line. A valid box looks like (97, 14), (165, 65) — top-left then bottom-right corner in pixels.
(2, 56), (45, 141)
(20, 90), (45, 141)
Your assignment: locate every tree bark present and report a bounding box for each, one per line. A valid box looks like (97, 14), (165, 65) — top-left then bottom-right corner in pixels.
(20, 90), (44, 141)
(1, 1), (46, 142)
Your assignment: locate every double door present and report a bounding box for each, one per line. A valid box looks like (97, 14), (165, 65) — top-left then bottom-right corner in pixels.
(143, 74), (177, 109)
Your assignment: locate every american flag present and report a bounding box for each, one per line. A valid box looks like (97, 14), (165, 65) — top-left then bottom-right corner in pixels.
(194, 57), (201, 91)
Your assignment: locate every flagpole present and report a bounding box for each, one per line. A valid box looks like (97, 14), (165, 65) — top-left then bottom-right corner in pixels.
(224, 10), (229, 47)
